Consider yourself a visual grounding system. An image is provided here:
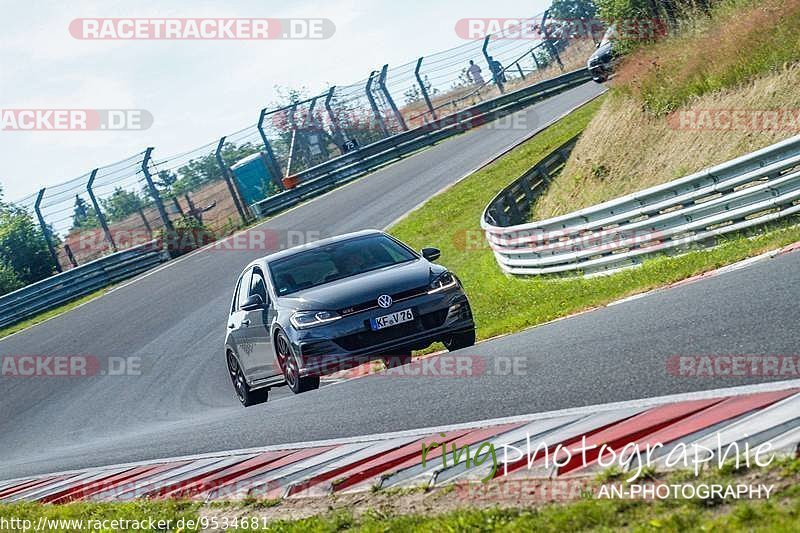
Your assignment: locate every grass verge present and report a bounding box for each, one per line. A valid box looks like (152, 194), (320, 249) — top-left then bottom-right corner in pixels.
(0, 287), (112, 340)
(388, 99), (800, 343)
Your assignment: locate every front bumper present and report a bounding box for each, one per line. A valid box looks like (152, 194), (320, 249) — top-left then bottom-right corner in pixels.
(288, 288), (474, 377)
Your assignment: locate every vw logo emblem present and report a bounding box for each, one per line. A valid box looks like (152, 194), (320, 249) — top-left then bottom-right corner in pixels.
(377, 294), (393, 308)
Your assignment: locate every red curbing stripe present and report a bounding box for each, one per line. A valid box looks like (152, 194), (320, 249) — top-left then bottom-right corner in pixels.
(565, 389), (798, 476)
(636, 390), (798, 449)
(0, 476), (68, 501)
(112, 458), (246, 500)
(200, 446), (338, 501)
(156, 451), (292, 499)
(330, 430), (476, 493)
(555, 398), (723, 475)
(345, 422), (526, 492)
(286, 430), (471, 497)
(45, 462), (186, 504)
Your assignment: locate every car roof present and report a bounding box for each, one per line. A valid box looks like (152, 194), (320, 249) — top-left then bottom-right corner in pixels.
(244, 229), (385, 270)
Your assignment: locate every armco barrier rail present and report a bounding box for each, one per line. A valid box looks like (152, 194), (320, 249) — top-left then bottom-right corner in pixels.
(0, 242), (167, 329)
(482, 133), (800, 276)
(254, 69), (592, 217)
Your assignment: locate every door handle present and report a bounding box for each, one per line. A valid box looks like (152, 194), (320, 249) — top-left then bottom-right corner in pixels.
(242, 319), (251, 326)
(227, 324), (235, 329)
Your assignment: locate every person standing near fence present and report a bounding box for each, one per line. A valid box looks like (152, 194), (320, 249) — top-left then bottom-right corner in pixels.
(467, 60), (484, 85)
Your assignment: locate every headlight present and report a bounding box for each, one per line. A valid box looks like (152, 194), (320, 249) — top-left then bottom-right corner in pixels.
(290, 310), (342, 329)
(428, 271), (458, 294)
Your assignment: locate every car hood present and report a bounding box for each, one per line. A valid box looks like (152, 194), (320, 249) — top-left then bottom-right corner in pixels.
(277, 259), (444, 311)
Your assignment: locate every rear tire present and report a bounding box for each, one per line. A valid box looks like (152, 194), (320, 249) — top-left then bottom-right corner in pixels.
(276, 331), (320, 394)
(227, 351), (268, 407)
(444, 328), (476, 352)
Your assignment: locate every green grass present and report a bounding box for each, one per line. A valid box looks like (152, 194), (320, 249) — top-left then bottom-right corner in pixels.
(0, 287), (112, 340)
(615, 0), (800, 115)
(0, 501), (200, 532)
(388, 98), (800, 343)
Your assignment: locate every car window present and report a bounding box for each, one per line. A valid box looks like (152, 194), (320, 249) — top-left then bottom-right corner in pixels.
(250, 269), (268, 304)
(269, 234), (417, 296)
(236, 268), (252, 311)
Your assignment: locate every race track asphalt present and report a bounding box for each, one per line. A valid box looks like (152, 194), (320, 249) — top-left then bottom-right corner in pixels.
(3, 81), (795, 480)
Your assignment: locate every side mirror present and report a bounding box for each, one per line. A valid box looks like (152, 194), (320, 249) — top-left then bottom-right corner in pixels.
(596, 41), (601, 49)
(241, 294), (265, 311)
(421, 247), (441, 262)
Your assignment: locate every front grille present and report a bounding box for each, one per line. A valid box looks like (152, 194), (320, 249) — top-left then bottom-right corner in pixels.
(338, 286), (429, 316)
(334, 308), (449, 352)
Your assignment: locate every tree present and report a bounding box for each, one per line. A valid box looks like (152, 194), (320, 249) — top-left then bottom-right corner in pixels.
(0, 188), (57, 291)
(100, 187), (145, 222)
(550, 0), (598, 20)
(72, 195), (99, 229)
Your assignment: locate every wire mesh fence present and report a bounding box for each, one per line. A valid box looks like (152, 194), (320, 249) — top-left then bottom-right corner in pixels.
(9, 10), (602, 273)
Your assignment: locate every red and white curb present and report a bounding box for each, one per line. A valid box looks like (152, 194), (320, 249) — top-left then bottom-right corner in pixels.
(1, 380), (798, 504)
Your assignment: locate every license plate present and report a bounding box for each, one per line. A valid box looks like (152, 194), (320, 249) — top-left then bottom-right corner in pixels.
(370, 308), (414, 330)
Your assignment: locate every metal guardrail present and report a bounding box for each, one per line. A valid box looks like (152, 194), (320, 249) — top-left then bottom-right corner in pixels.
(482, 134), (800, 276)
(0, 242), (167, 329)
(253, 69), (593, 217)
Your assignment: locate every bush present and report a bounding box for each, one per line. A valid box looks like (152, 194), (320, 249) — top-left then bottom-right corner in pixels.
(158, 216), (217, 259)
(0, 203), (56, 293)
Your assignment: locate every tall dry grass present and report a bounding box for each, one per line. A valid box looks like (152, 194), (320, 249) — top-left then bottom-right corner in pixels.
(531, 0), (800, 220)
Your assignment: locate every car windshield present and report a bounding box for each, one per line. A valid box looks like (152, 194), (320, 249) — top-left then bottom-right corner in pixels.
(269, 234), (418, 296)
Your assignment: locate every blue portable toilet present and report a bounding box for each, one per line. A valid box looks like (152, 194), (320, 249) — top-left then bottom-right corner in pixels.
(230, 152), (283, 208)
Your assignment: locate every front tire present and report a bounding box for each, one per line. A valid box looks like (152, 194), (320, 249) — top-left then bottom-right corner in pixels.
(227, 351), (268, 407)
(444, 328), (476, 352)
(276, 331), (320, 394)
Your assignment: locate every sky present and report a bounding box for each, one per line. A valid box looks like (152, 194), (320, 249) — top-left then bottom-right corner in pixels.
(0, 0), (551, 202)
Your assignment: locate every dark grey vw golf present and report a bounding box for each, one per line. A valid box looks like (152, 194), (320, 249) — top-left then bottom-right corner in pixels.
(224, 230), (475, 406)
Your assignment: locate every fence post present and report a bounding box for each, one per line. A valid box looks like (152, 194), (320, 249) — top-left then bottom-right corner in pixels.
(414, 57), (437, 121)
(531, 47), (541, 70)
(378, 64), (408, 131)
(482, 36), (504, 93)
(516, 63), (526, 79)
(86, 168), (117, 252)
(33, 188), (62, 273)
(541, 10), (564, 71)
(256, 108), (285, 190)
(215, 136), (249, 224)
(324, 86), (346, 149)
(141, 147), (174, 232)
(365, 71), (389, 136)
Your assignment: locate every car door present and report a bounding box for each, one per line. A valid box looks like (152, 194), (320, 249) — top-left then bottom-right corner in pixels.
(228, 267), (257, 376)
(243, 267), (277, 379)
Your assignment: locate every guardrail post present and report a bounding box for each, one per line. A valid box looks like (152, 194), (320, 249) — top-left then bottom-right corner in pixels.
(378, 64), (408, 131)
(324, 86), (346, 149)
(86, 169), (117, 252)
(141, 147), (174, 232)
(365, 71), (389, 136)
(482, 36), (505, 93)
(33, 188), (62, 273)
(215, 136), (249, 224)
(256, 109), (285, 191)
(414, 57), (437, 121)
(516, 63), (526, 79)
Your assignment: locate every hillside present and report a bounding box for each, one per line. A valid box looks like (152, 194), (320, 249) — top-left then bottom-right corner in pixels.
(532, 0), (800, 219)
